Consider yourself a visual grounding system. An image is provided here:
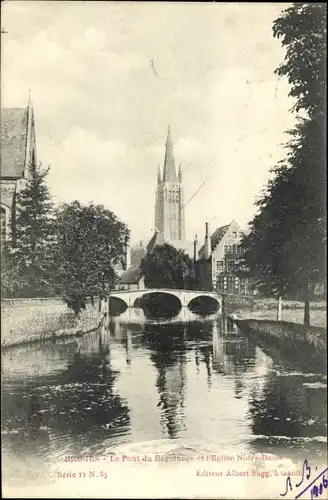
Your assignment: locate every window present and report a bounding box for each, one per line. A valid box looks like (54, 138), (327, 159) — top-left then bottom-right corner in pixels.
(217, 276), (226, 291)
(234, 276), (239, 291)
(1, 207), (7, 242)
(232, 231), (237, 239)
(224, 245), (232, 255)
(216, 260), (224, 272)
(227, 276), (234, 292)
(227, 260), (235, 272)
(240, 277), (247, 293)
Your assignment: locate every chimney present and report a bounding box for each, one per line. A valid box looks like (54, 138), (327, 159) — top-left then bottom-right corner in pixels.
(125, 235), (131, 269)
(193, 234), (199, 262)
(204, 222), (211, 259)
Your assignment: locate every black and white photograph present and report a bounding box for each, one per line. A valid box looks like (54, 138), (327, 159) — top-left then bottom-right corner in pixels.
(1, 2), (327, 498)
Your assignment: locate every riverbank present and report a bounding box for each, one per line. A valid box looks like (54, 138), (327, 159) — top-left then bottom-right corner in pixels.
(1, 298), (104, 349)
(231, 314), (326, 370)
(229, 299), (326, 328)
(235, 308), (327, 328)
(229, 298), (327, 367)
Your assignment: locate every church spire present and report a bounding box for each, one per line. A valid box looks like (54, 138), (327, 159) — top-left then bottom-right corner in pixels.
(178, 162), (182, 183)
(157, 164), (162, 184)
(162, 125), (177, 182)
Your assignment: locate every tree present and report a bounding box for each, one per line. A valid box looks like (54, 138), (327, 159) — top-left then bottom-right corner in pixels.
(13, 162), (55, 297)
(240, 3), (326, 327)
(140, 243), (196, 290)
(53, 201), (129, 315)
(272, 3), (326, 118)
(1, 244), (23, 298)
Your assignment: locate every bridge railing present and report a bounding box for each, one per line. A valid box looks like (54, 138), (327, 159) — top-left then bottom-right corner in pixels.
(112, 287), (220, 295)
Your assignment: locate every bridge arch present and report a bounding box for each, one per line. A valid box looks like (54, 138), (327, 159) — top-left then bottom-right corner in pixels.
(135, 291), (182, 318)
(108, 296), (128, 316)
(187, 294), (220, 315)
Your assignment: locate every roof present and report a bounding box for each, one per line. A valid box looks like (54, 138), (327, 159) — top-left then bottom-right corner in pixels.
(146, 231), (194, 258)
(210, 224), (230, 249)
(198, 224), (230, 258)
(146, 230), (159, 253)
(1, 108), (29, 178)
(119, 266), (143, 285)
(162, 125), (177, 183)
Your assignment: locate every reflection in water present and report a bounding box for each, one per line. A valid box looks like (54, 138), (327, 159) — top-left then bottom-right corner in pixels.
(2, 321), (130, 462)
(140, 324), (188, 438)
(2, 311), (327, 485)
(126, 329), (132, 365)
(249, 362), (327, 441)
(218, 315), (238, 334)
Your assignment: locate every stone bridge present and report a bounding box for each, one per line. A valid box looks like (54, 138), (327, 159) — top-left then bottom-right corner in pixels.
(108, 289), (222, 311)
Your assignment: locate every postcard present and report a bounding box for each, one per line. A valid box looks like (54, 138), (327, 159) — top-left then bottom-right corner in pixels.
(1, 1), (327, 498)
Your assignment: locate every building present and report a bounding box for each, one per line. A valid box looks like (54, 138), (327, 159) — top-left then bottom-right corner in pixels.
(1, 98), (37, 245)
(150, 125), (193, 257)
(155, 125), (185, 242)
(195, 220), (249, 294)
(117, 266), (145, 292)
(117, 236), (146, 290)
(114, 235), (132, 279)
(131, 240), (146, 266)
(117, 126), (195, 290)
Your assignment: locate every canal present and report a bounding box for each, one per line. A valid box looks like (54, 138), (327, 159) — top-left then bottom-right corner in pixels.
(1, 310), (327, 498)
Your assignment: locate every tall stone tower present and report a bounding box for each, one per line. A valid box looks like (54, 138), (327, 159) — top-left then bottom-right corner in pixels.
(155, 126), (185, 243)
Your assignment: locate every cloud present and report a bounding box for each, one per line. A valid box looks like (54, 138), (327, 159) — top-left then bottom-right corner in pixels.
(175, 137), (205, 160)
(44, 127), (157, 236)
(46, 128), (128, 200)
(2, 2), (297, 244)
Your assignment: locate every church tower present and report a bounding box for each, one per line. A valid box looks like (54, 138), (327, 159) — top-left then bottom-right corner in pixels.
(155, 126), (185, 243)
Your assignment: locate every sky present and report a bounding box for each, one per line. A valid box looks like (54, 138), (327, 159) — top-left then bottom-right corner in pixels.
(2, 1), (296, 245)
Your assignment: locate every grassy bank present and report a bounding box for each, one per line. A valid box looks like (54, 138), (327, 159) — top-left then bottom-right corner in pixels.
(234, 305), (326, 329)
(1, 300), (102, 349)
(252, 298), (326, 311)
(243, 309), (326, 328)
(225, 296), (326, 328)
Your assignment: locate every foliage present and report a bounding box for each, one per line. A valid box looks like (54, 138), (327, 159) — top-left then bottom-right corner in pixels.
(273, 3), (326, 117)
(140, 243), (196, 290)
(53, 201), (129, 315)
(240, 3), (326, 326)
(1, 244), (23, 298)
(11, 162), (55, 297)
(143, 243), (196, 289)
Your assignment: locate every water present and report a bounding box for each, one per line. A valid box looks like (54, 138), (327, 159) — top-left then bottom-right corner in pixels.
(1, 310), (327, 497)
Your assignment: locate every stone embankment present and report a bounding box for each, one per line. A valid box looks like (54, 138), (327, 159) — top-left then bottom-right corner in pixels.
(230, 315), (327, 368)
(1, 298), (107, 349)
